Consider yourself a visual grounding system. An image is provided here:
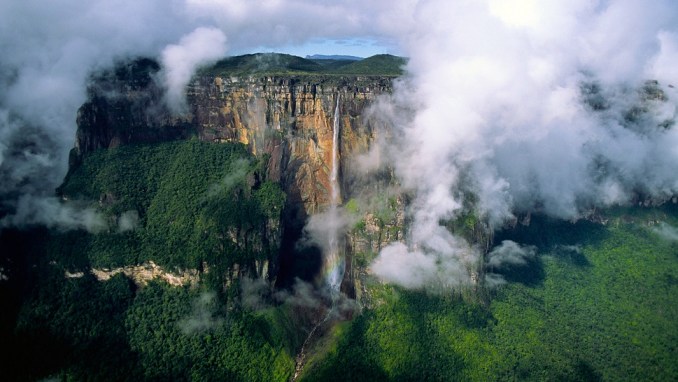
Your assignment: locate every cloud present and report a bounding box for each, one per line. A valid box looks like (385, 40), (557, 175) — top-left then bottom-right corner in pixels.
(460, 240), (536, 289)
(179, 291), (224, 334)
(370, 242), (438, 289)
(274, 278), (322, 309)
(646, 31), (678, 88)
(369, 0), (678, 290)
(652, 222), (678, 242)
(300, 207), (353, 253)
(241, 276), (272, 310)
(160, 27), (228, 111)
(0, 0), (406, 231)
(486, 240), (536, 268)
(371, 238), (479, 291)
(117, 210), (140, 232)
(1, 195), (106, 233)
(207, 158), (252, 196)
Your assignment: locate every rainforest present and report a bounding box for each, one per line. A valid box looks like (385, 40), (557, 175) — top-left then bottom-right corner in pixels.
(1, 2), (678, 381)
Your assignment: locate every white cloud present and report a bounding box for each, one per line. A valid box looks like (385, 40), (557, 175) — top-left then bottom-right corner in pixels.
(486, 240), (536, 268)
(2, 0), (678, 294)
(368, 0), (678, 290)
(1, 195), (107, 233)
(652, 222), (678, 242)
(160, 27), (228, 111)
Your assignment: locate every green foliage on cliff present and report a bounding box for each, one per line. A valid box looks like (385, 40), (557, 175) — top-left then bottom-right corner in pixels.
(125, 281), (294, 381)
(301, 208), (678, 381)
(4, 264), (295, 381)
(59, 140), (286, 271)
(1, 138), (294, 381)
(209, 53), (324, 75)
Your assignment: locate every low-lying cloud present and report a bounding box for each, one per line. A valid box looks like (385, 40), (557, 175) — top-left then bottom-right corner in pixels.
(486, 240), (537, 268)
(652, 222), (678, 242)
(160, 27), (228, 112)
(179, 292), (224, 334)
(0, 0), (402, 231)
(1, 195), (107, 233)
(2, 1), (678, 294)
(370, 0), (678, 290)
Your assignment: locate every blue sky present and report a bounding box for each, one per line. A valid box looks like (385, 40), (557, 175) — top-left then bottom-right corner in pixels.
(237, 37), (401, 58)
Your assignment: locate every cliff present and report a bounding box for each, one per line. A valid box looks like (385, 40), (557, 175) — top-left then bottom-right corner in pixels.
(73, 57), (405, 293)
(187, 74), (393, 217)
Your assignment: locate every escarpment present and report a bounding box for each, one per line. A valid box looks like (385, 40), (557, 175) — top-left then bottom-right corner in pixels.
(71, 57), (404, 293)
(187, 74), (393, 217)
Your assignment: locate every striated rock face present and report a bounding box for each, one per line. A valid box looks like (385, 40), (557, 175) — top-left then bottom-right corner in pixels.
(74, 60), (399, 293)
(74, 58), (194, 155)
(76, 67), (394, 217)
(187, 75), (393, 216)
(89, 261), (199, 287)
(187, 75), (397, 291)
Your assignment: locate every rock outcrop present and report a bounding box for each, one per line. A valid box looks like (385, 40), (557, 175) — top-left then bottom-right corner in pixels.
(90, 261), (199, 287)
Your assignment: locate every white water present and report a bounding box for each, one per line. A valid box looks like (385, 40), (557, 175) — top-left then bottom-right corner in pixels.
(293, 96), (345, 381)
(331, 96), (340, 207)
(325, 95), (344, 291)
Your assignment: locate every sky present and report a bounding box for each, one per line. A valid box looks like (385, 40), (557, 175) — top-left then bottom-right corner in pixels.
(1, 0), (678, 290)
(240, 37), (399, 58)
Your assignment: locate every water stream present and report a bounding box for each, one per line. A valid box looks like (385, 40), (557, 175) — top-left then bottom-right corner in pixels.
(325, 95), (344, 291)
(292, 95), (345, 381)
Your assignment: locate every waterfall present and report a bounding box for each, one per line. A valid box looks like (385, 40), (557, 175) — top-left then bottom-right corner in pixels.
(325, 95), (344, 291)
(330, 95), (340, 206)
(293, 96), (345, 380)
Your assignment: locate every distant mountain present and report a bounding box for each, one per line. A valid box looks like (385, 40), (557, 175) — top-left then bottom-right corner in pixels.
(333, 54), (407, 76)
(207, 53), (323, 75)
(204, 53), (406, 76)
(305, 54), (363, 61)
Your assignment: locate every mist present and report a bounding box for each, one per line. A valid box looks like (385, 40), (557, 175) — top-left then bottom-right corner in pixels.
(2, 1), (677, 292)
(0, 0), (401, 230)
(160, 27), (228, 112)
(368, 0), (678, 290)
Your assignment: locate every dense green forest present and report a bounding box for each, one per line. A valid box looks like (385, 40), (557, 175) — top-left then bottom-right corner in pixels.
(1, 138), (677, 380)
(203, 53), (406, 76)
(59, 140), (285, 273)
(301, 208), (678, 381)
(1, 140), (296, 380)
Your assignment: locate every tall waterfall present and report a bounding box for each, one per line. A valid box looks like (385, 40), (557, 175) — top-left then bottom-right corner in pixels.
(330, 96), (340, 207)
(325, 95), (344, 291)
(293, 96), (346, 381)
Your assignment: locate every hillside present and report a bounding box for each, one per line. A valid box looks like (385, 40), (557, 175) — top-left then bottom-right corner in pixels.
(202, 52), (406, 76)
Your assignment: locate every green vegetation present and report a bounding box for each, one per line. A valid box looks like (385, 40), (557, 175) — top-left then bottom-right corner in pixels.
(202, 53), (406, 77)
(301, 208), (678, 381)
(1, 139), (295, 381)
(208, 53), (324, 75)
(125, 281), (294, 381)
(309, 58), (357, 71)
(4, 265), (296, 381)
(58, 139), (285, 273)
(2, 136), (676, 380)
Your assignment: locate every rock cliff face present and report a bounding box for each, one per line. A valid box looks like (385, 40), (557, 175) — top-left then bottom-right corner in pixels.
(187, 75), (393, 217)
(74, 59), (404, 293)
(75, 59), (194, 155)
